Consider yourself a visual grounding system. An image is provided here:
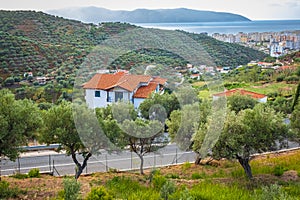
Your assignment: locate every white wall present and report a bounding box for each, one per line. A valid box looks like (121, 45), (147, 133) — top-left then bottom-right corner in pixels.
(85, 88), (135, 109)
(85, 89), (108, 109)
(258, 96), (268, 103)
(134, 98), (145, 109)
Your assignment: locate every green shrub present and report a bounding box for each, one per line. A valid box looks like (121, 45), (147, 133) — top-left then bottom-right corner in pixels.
(284, 182), (300, 198)
(62, 178), (81, 200)
(181, 162), (192, 171)
(165, 173), (180, 179)
(152, 174), (167, 191)
(28, 168), (40, 178)
(85, 186), (113, 200)
(254, 184), (295, 200)
(10, 173), (29, 179)
(191, 172), (206, 180)
(0, 180), (24, 199)
(169, 187), (193, 200)
(160, 181), (176, 200)
(284, 75), (299, 83)
(273, 165), (287, 176)
(148, 169), (161, 182)
(276, 75), (285, 82)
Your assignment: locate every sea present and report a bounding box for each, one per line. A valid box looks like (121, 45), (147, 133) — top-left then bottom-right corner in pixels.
(135, 20), (300, 35)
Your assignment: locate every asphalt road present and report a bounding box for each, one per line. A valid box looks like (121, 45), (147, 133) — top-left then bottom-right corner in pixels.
(1, 142), (298, 177)
(0, 144), (196, 176)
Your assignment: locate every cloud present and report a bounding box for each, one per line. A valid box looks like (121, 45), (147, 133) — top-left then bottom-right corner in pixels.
(286, 1), (300, 7)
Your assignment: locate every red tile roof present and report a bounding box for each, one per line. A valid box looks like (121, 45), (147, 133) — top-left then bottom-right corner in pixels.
(277, 66), (296, 71)
(151, 77), (167, 85)
(133, 82), (158, 98)
(213, 89), (266, 99)
(83, 72), (152, 92)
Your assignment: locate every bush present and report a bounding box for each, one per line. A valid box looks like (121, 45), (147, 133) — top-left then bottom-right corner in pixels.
(62, 178), (81, 200)
(152, 174), (167, 191)
(28, 168), (40, 178)
(85, 186), (113, 200)
(11, 173), (29, 179)
(0, 180), (23, 199)
(273, 165), (287, 176)
(284, 75), (299, 83)
(165, 173), (180, 179)
(148, 169), (161, 182)
(276, 75), (285, 82)
(191, 172), (205, 180)
(160, 181), (176, 200)
(254, 184), (295, 200)
(181, 162), (192, 171)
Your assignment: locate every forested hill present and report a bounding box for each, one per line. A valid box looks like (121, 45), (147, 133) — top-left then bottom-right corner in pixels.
(0, 10), (266, 84)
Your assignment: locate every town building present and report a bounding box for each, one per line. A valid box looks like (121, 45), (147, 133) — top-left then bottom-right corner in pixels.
(83, 71), (167, 109)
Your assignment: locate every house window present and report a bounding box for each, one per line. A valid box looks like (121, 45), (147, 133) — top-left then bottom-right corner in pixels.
(95, 91), (100, 97)
(115, 92), (123, 102)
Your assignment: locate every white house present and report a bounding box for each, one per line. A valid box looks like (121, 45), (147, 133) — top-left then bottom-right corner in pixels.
(83, 71), (167, 109)
(212, 88), (267, 103)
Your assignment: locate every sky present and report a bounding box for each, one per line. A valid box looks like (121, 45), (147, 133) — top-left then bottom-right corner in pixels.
(1, 0), (300, 20)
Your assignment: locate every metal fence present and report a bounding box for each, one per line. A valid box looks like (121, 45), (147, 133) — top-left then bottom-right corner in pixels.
(0, 145), (196, 177)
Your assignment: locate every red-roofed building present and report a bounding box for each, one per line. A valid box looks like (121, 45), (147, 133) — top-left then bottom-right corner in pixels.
(83, 72), (166, 108)
(212, 89), (267, 103)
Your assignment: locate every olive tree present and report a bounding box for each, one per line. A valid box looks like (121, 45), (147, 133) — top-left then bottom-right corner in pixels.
(0, 89), (42, 179)
(227, 93), (257, 113)
(212, 104), (288, 179)
(112, 102), (167, 174)
(290, 103), (300, 144)
(40, 101), (112, 179)
(166, 99), (217, 165)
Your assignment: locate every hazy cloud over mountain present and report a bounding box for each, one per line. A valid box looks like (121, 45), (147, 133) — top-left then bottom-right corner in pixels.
(47, 7), (251, 23)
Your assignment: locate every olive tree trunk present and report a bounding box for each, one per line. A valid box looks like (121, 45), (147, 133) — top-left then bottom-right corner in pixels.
(71, 152), (92, 180)
(238, 157), (253, 179)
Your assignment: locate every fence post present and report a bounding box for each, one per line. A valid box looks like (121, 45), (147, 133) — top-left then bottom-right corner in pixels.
(105, 154), (108, 172)
(49, 155), (51, 172)
(52, 160), (55, 176)
(17, 157), (20, 173)
(131, 151), (133, 170)
(176, 148), (178, 164)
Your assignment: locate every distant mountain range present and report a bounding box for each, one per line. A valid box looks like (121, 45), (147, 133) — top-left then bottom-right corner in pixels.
(47, 7), (251, 24)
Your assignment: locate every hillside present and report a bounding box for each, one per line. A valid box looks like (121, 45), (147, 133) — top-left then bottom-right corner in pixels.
(0, 10), (136, 82)
(0, 10), (266, 92)
(47, 7), (251, 24)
